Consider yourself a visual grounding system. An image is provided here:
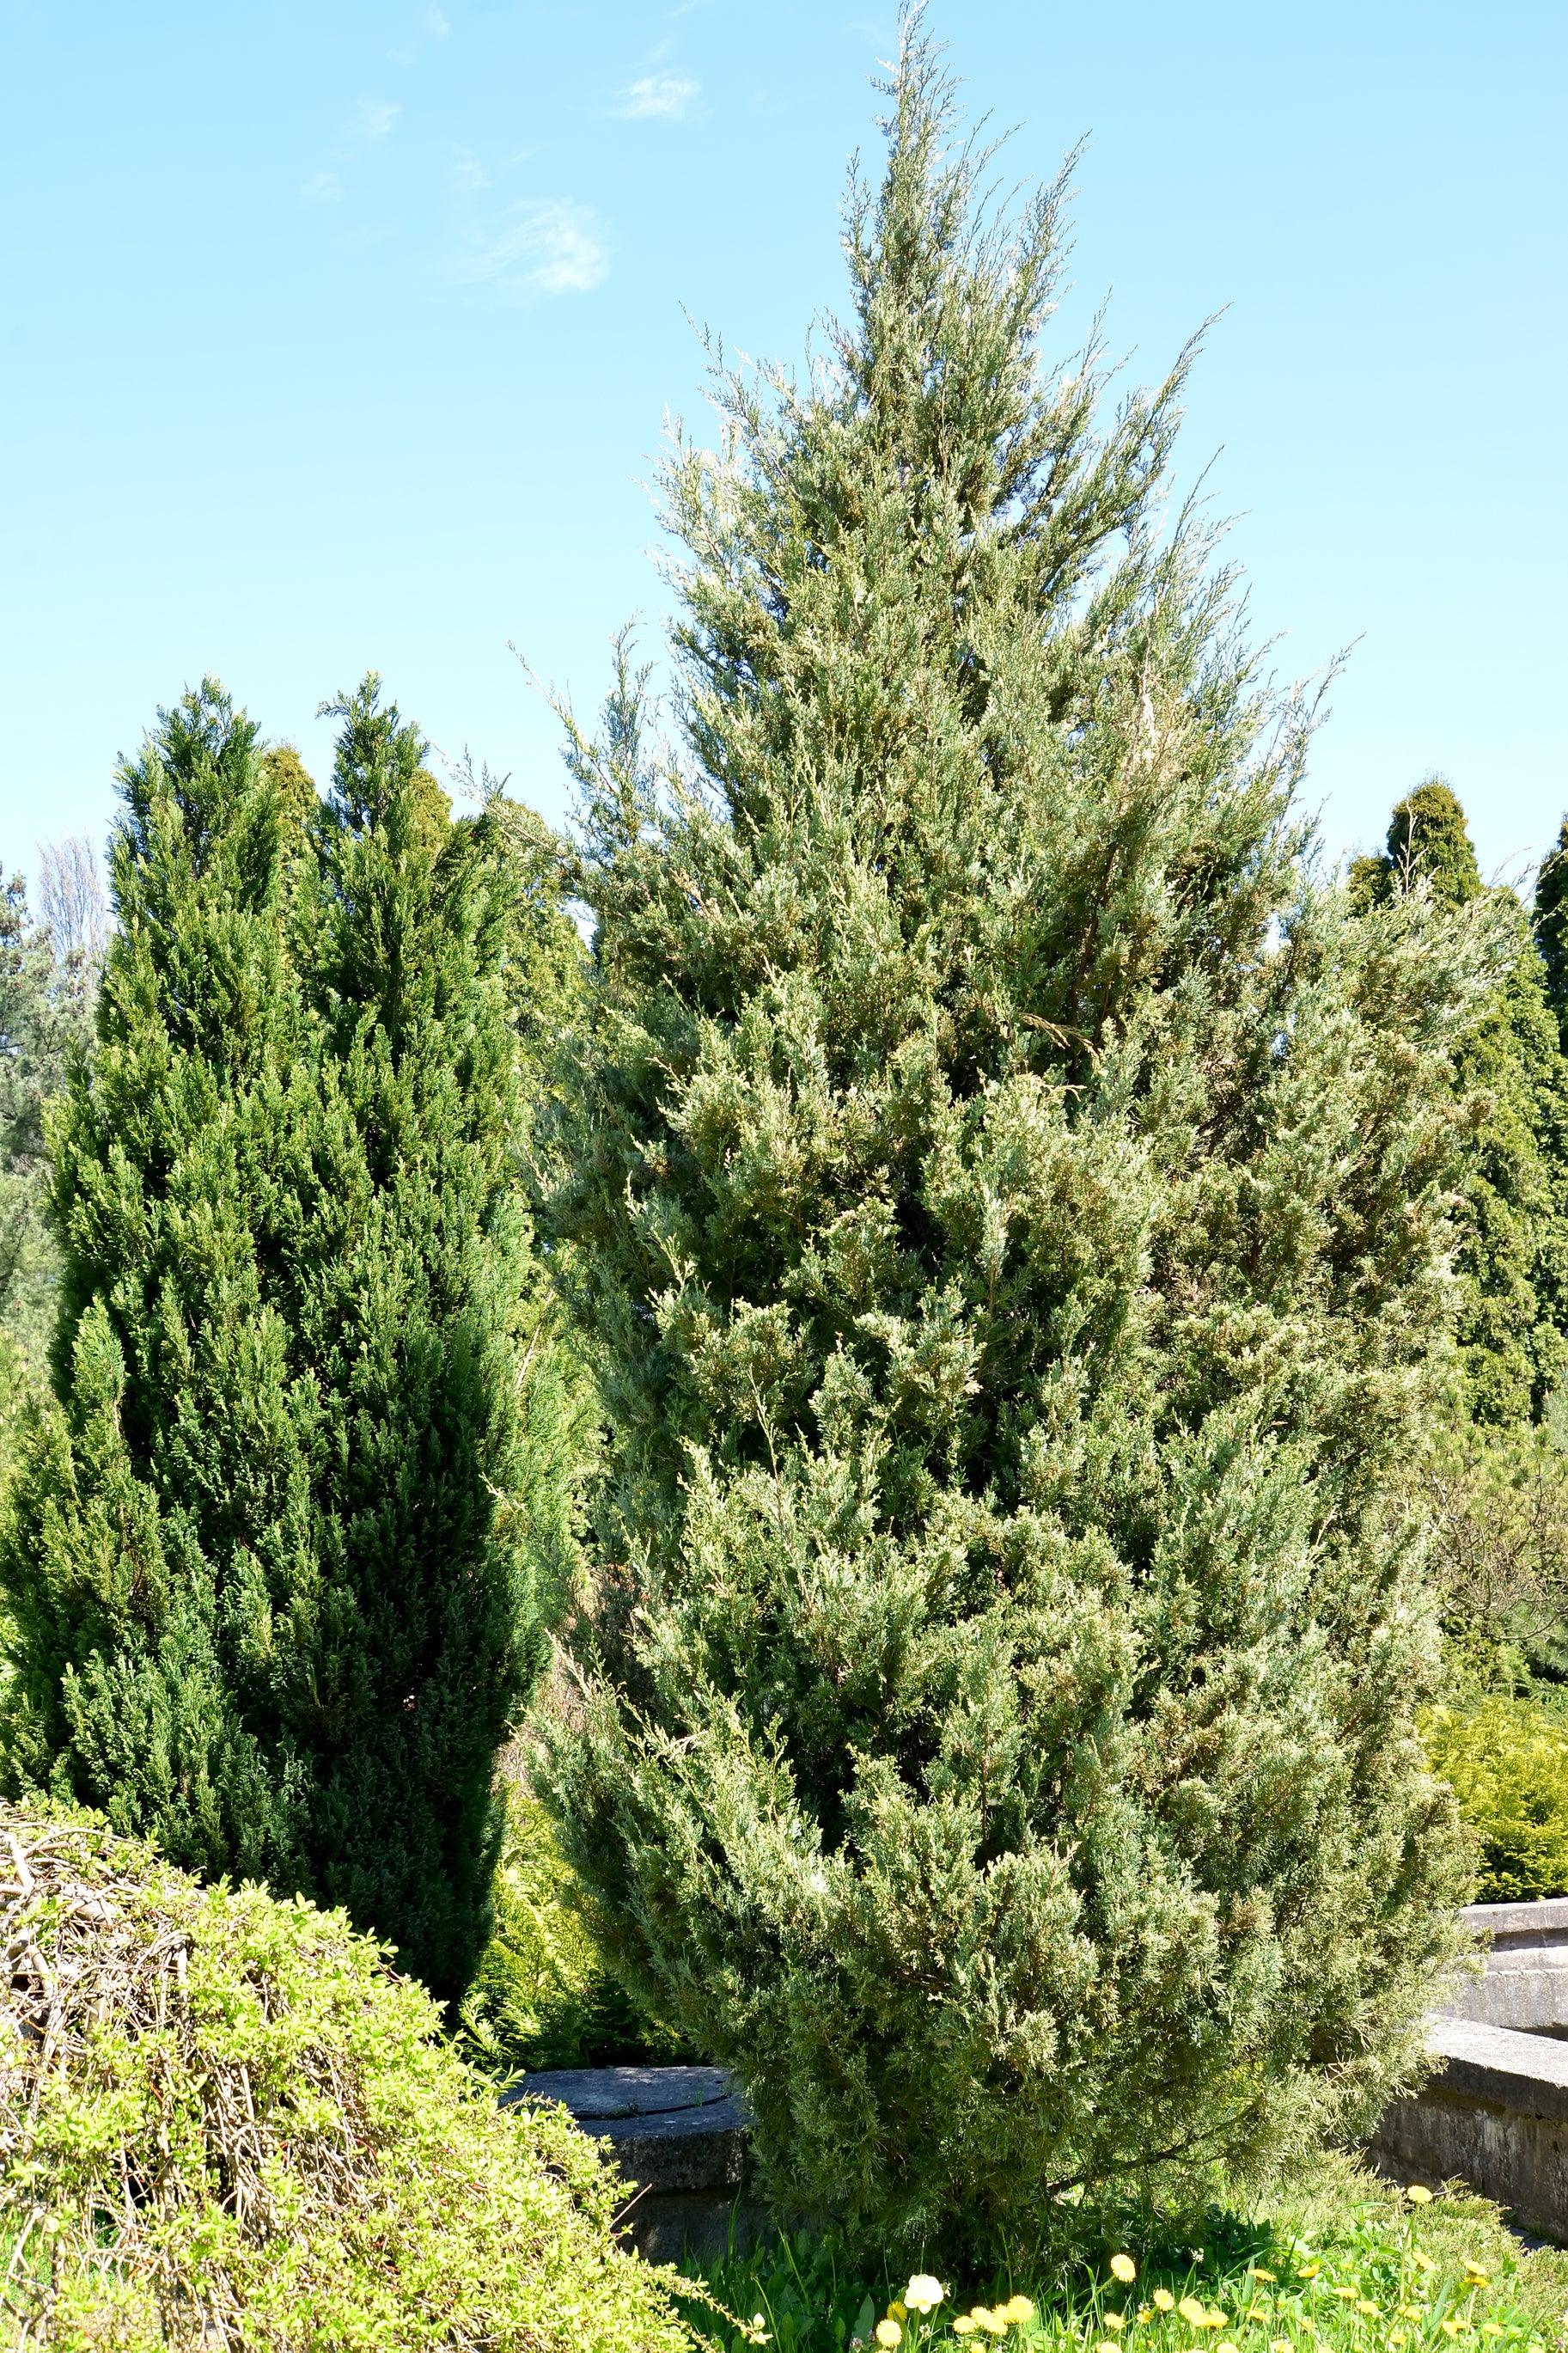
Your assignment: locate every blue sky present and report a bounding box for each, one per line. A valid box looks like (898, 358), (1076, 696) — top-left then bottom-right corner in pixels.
(2, 0), (1563, 898)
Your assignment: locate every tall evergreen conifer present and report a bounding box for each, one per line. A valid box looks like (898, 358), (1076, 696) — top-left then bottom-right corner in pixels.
(0, 679), (546, 2000)
(540, 30), (1477, 2250)
(1534, 817), (1568, 1044)
(1355, 780), (1568, 1423)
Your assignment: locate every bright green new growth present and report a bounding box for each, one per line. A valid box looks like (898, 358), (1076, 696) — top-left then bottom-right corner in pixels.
(0, 678), (553, 2001)
(540, 28), (1477, 2254)
(1354, 780), (1568, 1425)
(0, 1802), (692, 2353)
(1425, 1698), (1568, 1903)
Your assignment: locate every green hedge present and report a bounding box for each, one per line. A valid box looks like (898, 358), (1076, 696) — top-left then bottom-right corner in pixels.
(0, 1803), (693, 2352)
(1425, 1697), (1568, 1902)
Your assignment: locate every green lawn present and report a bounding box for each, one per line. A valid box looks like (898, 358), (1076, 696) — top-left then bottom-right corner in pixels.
(677, 2157), (1568, 2353)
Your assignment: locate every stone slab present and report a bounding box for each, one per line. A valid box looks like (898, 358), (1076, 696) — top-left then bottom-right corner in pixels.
(1461, 1899), (1568, 1957)
(502, 2064), (733, 2121)
(1440, 1903), (1568, 2032)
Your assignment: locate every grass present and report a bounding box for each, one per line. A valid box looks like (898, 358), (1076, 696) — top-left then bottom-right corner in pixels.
(675, 2155), (1568, 2353)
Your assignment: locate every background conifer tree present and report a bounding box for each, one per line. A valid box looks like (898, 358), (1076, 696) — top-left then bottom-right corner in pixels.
(1355, 779), (1568, 1424)
(0, 846), (104, 1373)
(1534, 817), (1568, 1045)
(0, 678), (551, 2000)
(540, 28), (1477, 2252)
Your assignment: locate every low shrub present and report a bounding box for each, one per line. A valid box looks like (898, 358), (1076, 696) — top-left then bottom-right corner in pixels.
(1425, 1696), (1568, 1901)
(0, 1802), (693, 2351)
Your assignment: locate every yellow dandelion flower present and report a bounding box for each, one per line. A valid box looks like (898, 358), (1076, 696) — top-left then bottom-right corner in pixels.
(1250, 2271), (1278, 2287)
(1466, 2270), (1491, 2288)
(1330, 2288), (1357, 2304)
(1001, 2301), (1035, 2327)
(1355, 2301), (1380, 2318)
(978, 2317), (1010, 2341)
(1270, 2340), (1293, 2352)
(1216, 2342), (1240, 2353)
(954, 2324), (978, 2340)
(1391, 2335), (1407, 2349)
(1113, 2258), (1139, 2286)
(1154, 2291), (1177, 2313)
(1297, 2265), (1321, 2283)
(1406, 2185), (1434, 2207)
(1104, 2314), (1126, 2333)
(1205, 2313), (1228, 2332)
(1179, 2298), (1207, 2327)
(1412, 2253), (1437, 2275)
(1440, 2323), (1463, 2340)
(906, 2278), (945, 2315)
(1480, 2325), (1504, 2338)
(1138, 2308), (1153, 2325)
(1097, 2340), (1122, 2352)
(876, 2325), (903, 2350)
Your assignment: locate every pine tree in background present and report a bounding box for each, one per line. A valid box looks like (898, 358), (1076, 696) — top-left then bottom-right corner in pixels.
(1534, 816), (1568, 1044)
(540, 28), (1476, 2253)
(1355, 779), (1568, 1424)
(0, 847), (105, 1372)
(0, 678), (550, 2001)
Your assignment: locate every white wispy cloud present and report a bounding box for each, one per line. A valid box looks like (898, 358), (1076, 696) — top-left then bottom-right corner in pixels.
(451, 144), (534, 193)
(350, 98), (402, 140)
(458, 200), (609, 296)
(299, 170), (344, 205)
(614, 71), (702, 121)
(426, 5), (450, 33)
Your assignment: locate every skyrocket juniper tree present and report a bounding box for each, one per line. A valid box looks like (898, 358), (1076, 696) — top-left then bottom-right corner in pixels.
(1354, 779), (1568, 1425)
(0, 678), (552, 2001)
(539, 25), (1480, 2252)
(1534, 816), (1568, 1046)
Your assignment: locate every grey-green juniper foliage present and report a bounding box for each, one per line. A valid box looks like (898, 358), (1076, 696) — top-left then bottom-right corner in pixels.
(539, 28), (1478, 2255)
(0, 679), (555, 2002)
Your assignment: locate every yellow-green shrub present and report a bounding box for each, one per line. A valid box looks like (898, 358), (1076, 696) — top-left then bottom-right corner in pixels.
(0, 1802), (693, 2352)
(1425, 1696), (1568, 1901)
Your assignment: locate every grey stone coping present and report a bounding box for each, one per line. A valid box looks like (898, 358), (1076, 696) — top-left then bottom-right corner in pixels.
(1425, 2012), (1568, 2124)
(500, 2064), (753, 2197)
(1459, 1898), (1568, 1956)
(501, 2064), (733, 2120)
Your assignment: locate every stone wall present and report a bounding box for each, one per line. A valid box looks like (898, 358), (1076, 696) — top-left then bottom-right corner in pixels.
(1369, 1899), (1568, 2239)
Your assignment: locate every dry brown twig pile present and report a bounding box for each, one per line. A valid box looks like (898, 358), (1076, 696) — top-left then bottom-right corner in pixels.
(1, 1808), (383, 2344)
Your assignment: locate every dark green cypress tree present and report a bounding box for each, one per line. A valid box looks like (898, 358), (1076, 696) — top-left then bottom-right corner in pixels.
(1534, 817), (1568, 1042)
(538, 29), (1474, 2253)
(0, 677), (546, 2000)
(1356, 780), (1568, 1424)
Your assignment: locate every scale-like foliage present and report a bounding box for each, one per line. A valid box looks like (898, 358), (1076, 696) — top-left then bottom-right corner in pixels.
(1534, 817), (1568, 1044)
(0, 679), (552, 2002)
(539, 28), (1478, 2254)
(1355, 781), (1568, 1424)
